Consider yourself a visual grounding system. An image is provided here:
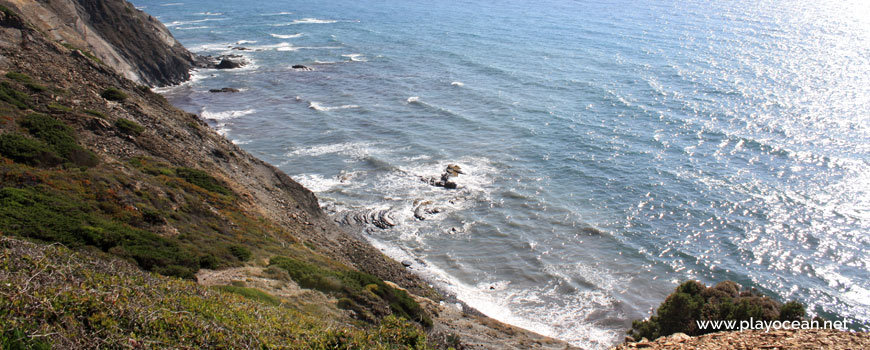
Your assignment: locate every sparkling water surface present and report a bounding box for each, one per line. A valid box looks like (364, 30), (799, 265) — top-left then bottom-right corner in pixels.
(133, 0), (870, 347)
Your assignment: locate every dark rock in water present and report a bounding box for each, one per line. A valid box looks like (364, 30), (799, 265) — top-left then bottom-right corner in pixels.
(423, 164), (465, 189)
(333, 207), (397, 229)
(216, 58), (243, 69)
(413, 200), (442, 220)
(401, 260), (413, 268)
(232, 47), (249, 51)
(209, 88), (240, 93)
(292, 64), (308, 69)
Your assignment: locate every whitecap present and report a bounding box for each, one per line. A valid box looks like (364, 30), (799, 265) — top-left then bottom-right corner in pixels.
(314, 60), (338, 64)
(195, 11), (222, 16)
(342, 53), (367, 62)
(270, 33), (303, 39)
(451, 81), (465, 87)
(407, 96), (420, 104)
(308, 101), (360, 111)
(286, 141), (374, 159)
(160, 2), (183, 6)
(261, 11), (294, 16)
(177, 26), (210, 30)
(234, 40), (257, 45)
(290, 18), (338, 24)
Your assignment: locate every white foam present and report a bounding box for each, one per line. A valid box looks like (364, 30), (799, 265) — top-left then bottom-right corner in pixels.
(406, 96), (420, 104)
(314, 60), (338, 64)
(285, 141), (374, 159)
(294, 174), (345, 192)
(270, 33), (303, 39)
(342, 53), (367, 62)
(290, 18), (338, 24)
(308, 101), (360, 111)
(195, 11), (223, 16)
(160, 2), (183, 6)
(200, 109), (256, 121)
(165, 18), (225, 28)
(261, 12), (294, 16)
(451, 81), (465, 87)
(177, 26), (210, 30)
(235, 40), (257, 45)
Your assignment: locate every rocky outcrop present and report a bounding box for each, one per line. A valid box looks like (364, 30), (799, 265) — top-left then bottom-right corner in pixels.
(0, 0), (205, 86)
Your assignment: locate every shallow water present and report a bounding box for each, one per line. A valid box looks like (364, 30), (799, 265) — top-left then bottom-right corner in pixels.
(134, 0), (870, 347)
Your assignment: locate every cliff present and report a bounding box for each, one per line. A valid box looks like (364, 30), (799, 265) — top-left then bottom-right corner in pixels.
(0, 1), (575, 349)
(0, 0), (203, 86)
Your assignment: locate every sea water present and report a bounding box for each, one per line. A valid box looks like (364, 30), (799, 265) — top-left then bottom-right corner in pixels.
(132, 0), (870, 347)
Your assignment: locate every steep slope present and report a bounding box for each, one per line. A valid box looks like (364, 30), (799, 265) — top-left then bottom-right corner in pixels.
(0, 0), (203, 86)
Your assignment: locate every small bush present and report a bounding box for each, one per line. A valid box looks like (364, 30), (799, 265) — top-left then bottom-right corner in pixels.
(84, 109), (107, 119)
(270, 256), (432, 327)
(48, 103), (72, 112)
(0, 133), (61, 166)
(100, 87), (127, 101)
(5, 71), (30, 82)
(114, 118), (144, 135)
(0, 81), (29, 109)
(19, 113), (98, 167)
(629, 281), (807, 340)
(228, 245), (252, 262)
(175, 167), (232, 195)
(25, 82), (47, 92)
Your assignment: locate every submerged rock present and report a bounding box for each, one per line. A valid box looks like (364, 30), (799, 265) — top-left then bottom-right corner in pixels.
(209, 88), (240, 93)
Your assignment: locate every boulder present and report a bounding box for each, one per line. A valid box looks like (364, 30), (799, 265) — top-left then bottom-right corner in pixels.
(216, 58), (243, 69)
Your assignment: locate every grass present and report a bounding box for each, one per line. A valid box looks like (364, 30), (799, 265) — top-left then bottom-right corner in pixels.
(0, 237), (432, 349)
(215, 285), (282, 306)
(100, 87), (127, 101)
(270, 256), (432, 328)
(114, 117), (144, 135)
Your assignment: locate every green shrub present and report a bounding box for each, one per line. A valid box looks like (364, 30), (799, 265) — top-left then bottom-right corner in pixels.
(215, 285), (281, 306)
(228, 245), (252, 262)
(0, 186), (197, 279)
(5, 71), (30, 82)
(175, 167), (232, 195)
(19, 113), (98, 167)
(100, 87), (127, 101)
(270, 256), (432, 327)
(114, 118), (144, 135)
(84, 109), (107, 119)
(629, 281), (807, 340)
(0, 133), (61, 166)
(24, 82), (47, 92)
(0, 81), (29, 109)
(47, 103), (72, 112)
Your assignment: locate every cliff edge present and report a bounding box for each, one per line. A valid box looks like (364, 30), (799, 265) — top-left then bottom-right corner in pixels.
(0, 0), (203, 86)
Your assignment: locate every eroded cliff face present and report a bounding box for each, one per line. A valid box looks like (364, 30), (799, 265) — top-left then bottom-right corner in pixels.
(0, 0), (201, 86)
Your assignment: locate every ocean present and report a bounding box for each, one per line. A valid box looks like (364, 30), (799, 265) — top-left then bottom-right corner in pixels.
(132, 0), (870, 347)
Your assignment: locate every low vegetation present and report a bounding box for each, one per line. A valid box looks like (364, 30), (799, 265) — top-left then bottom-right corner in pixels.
(629, 280), (807, 340)
(0, 237), (432, 349)
(100, 87), (127, 101)
(114, 117), (144, 135)
(271, 256), (433, 328)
